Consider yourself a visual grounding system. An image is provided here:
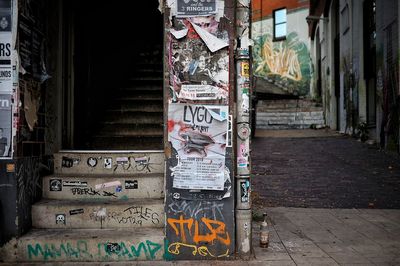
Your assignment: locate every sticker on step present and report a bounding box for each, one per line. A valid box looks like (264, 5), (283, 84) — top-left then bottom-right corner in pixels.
(116, 157), (129, 165)
(116, 185), (122, 192)
(104, 158), (112, 169)
(87, 157), (98, 167)
(49, 179), (62, 191)
(62, 156), (80, 168)
(125, 180), (138, 189)
(55, 214), (66, 225)
(63, 181), (88, 187)
(106, 243), (121, 254)
(69, 208), (84, 215)
(95, 181), (121, 190)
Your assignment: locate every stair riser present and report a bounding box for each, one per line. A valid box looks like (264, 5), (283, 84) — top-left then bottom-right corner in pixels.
(32, 202), (164, 229)
(54, 152), (164, 175)
(43, 176), (164, 200)
(14, 231), (165, 262)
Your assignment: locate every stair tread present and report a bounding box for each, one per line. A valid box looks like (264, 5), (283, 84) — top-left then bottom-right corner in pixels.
(45, 172), (164, 178)
(21, 227), (164, 239)
(35, 198), (163, 206)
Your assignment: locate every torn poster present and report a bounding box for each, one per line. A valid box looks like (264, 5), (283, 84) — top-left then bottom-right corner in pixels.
(177, 0), (216, 17)
(0, 93), (11, 158)
(0, 0), (13, 94)
(169, 19), (229, 104)
(190, 21), (228, 52)
(168, 103), (228, 190)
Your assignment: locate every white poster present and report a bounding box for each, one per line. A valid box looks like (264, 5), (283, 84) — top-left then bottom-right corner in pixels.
(0, 0), (12, 94)
(168, 103), (228, 190)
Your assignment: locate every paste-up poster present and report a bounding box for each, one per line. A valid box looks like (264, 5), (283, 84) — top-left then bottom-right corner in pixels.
(0, 0), (12, 94)
(0, 93), (11, 157)
(168, 103), (228, 190)
(177, 0), (217, 17)
(169, 17), (229, 104)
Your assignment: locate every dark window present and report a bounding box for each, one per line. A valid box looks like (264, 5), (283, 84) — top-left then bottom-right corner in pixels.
(273, 8), (287, 41)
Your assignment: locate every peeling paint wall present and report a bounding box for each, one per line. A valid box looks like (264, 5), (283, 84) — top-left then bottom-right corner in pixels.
(252, 2), (312, 96)
(163, 0), (236, 260)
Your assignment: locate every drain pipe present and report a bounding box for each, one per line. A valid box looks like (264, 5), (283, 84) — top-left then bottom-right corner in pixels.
(235, 0), (252, 258)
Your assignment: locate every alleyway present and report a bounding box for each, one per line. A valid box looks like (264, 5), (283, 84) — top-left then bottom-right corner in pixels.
(251, 130), (400, 209)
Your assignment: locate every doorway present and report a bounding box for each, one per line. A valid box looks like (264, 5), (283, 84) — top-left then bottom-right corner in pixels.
(63, 0), (164, 150)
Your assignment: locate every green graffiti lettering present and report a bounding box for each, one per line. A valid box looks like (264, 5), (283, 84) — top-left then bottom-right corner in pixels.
(130, 242), (147, 258)
(146, 240), (162, 260)
(119, 242), (133, 258)
(27, 244), (44, 260)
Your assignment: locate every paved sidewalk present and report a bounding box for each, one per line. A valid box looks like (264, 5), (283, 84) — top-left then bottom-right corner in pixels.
(250, 207), (400, 266)
(251, 129), (400, 208)
(1, 210), (399, 265)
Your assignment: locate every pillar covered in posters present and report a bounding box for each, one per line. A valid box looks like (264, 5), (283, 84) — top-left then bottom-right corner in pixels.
(163, 0), (237, 260)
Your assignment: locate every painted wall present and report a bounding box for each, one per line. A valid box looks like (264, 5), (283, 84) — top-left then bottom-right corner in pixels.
(252, 7), (312, 96)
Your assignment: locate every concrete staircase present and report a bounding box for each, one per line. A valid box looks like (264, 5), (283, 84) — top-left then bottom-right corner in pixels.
(90, 48), (164, 150)
(256, 99), (325, 130)
(1, 151), (166, 262)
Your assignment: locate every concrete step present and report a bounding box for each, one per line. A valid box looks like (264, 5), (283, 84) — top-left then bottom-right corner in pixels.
(43, 174), (164, 200)
(99, 124), (162, 136)
(1, 228), (164, 262)
(108, 101), (163, 112)
(54, 151), (164, 175)
(102, 112), (163, 124)
(89, 136), (163, 151)
(32, 199), (164, 229)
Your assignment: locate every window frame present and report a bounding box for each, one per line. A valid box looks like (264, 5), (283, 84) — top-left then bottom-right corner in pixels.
(273, 7), (287, 41)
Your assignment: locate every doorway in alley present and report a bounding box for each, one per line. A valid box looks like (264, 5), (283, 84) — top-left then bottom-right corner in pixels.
(63, 0), (164, 150)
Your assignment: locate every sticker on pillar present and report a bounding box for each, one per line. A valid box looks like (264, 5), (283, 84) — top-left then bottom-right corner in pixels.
(87, 157), (97, 167)
(238, 143), (249, 168)
(176, 0), (217, 17)
(6, 163), (14, 172)
(226, 115), (232, 147)
(125, 180), (138, 189)
(55, 214), (66, 225)
(104, 158), (112, 169)
(238, 123), (251, 140)
(115, 185), (122, 192)
(240, 93), (250, 117)
(115, 157), (130, 170)
(241, 61), (250, 78)
(49, 179), (62, 191)
(240, 180), (250, 203)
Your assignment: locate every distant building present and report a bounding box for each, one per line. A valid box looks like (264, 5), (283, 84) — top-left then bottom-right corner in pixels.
(308, 0), (400, 150)
(252, 0), (312, 97)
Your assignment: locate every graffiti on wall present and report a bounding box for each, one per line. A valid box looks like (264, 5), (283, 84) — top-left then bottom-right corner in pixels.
(253, 32), (311, 96)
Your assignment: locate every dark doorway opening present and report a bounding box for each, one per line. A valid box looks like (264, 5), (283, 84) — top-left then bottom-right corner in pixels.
(65, 0), (163, 150)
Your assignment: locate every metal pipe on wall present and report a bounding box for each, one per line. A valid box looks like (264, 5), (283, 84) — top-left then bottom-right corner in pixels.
(235, 0), (252, 258)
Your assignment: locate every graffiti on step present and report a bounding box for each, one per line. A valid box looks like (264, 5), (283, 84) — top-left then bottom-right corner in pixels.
(70, 187), (117, 198)
(59, 155), (161, 173)
(167, 215), (230, 257)
(26, 240), (162, 260)
(89, 206), (160, 226)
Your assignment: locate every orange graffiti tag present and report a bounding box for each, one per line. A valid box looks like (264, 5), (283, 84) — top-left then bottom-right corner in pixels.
(167, 215), (231, 246)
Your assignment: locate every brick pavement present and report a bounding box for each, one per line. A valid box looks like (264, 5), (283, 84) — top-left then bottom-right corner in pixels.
(251, 130), (400, 208)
